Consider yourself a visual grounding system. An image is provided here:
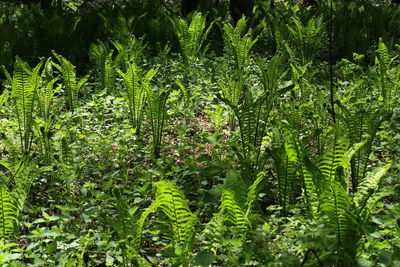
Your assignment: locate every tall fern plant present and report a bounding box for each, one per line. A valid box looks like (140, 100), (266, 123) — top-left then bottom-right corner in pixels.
(336, 40), (397, 191)
(0, 156), (38, 241)
(218, 52), (289, 183)
(117, 62), (157, 134)
(144, 85), (170, 158)
(171, 12), (215, 67)
(35, 58), (59, 164)
(218, 15), (258, 130)
(199, 170), (265, 265)
(52, 52), (88, 112)
(126, 181), (197, 266)
(285, 16), (325, 65)
(280, 128), (394, 264)
(89, 40), (117, 95)
(222, 15), (258, 73)
(2, 56), (42, 154)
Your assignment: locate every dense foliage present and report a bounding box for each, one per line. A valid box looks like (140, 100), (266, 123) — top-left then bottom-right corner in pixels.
(0, 0), (399, 266)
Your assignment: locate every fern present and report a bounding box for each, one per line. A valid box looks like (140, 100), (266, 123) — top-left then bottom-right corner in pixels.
(109, 188), (152, 266)
(154, 181), (196, 249)
(271, 126), (320, 215)
(219, 189), (249, 238)
(319, 180), (355, 248)
(282, 128), (393, 261)
(222, 15), (258, 72)
(37, 58), (58, 123)
(0, 89), (9, 109)
(89, 40), (116, 94)
(144, 85), (170, 158)
(336, 73), (388, 191)
(35, 57), (59, 163)
(256, 51), (288, 95)
(217, 75), (244, 129)
(52, 52), (88, 112)
(218, 87), (271, 182)
(245, 171), (265, 216)
(0, 181), (16, 240)
(0, 156), (37, 242)
(286, 16), (324, 65)
(10, 160), (37, 218)
(172, 12), (216, 66)
(353, 164), (392, 221)
(112, 36), (147, 70)
(376, 38), (390, 101)
(9, 56), (42, 153)
(129, 181), (197, 265)
(117, 63), (157, 133)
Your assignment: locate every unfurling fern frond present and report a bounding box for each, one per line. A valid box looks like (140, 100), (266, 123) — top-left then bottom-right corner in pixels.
(52, 52), (88, 112)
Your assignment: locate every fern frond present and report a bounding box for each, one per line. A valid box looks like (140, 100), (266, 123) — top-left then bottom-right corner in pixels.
(117, 63), (156, 133)
(144, 84), (170, 158)
(353, 164), (391, 220)
(11, 56), (42, 152)
(11, 161), (36, 217)
(0, 181), (16, 240)
(133, 201), (160, 251)
(257, 51), (288, 95)
(172, 12), (214, 65)
(271, 137), (298, 213)
(218, 86), (271, 181)
(223, 15), (258, 71)
(219, 189), (249, 238)
(317, 138), (349, 184)
(320, 181), (355, 246)
(0, 89), (9, 109)
(1, 65), (12, 84)
(52, 52), (87, 112)
(37, 58), (58, 122)
(153, 181), (196, 248)
(245, 171), (265, 216)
